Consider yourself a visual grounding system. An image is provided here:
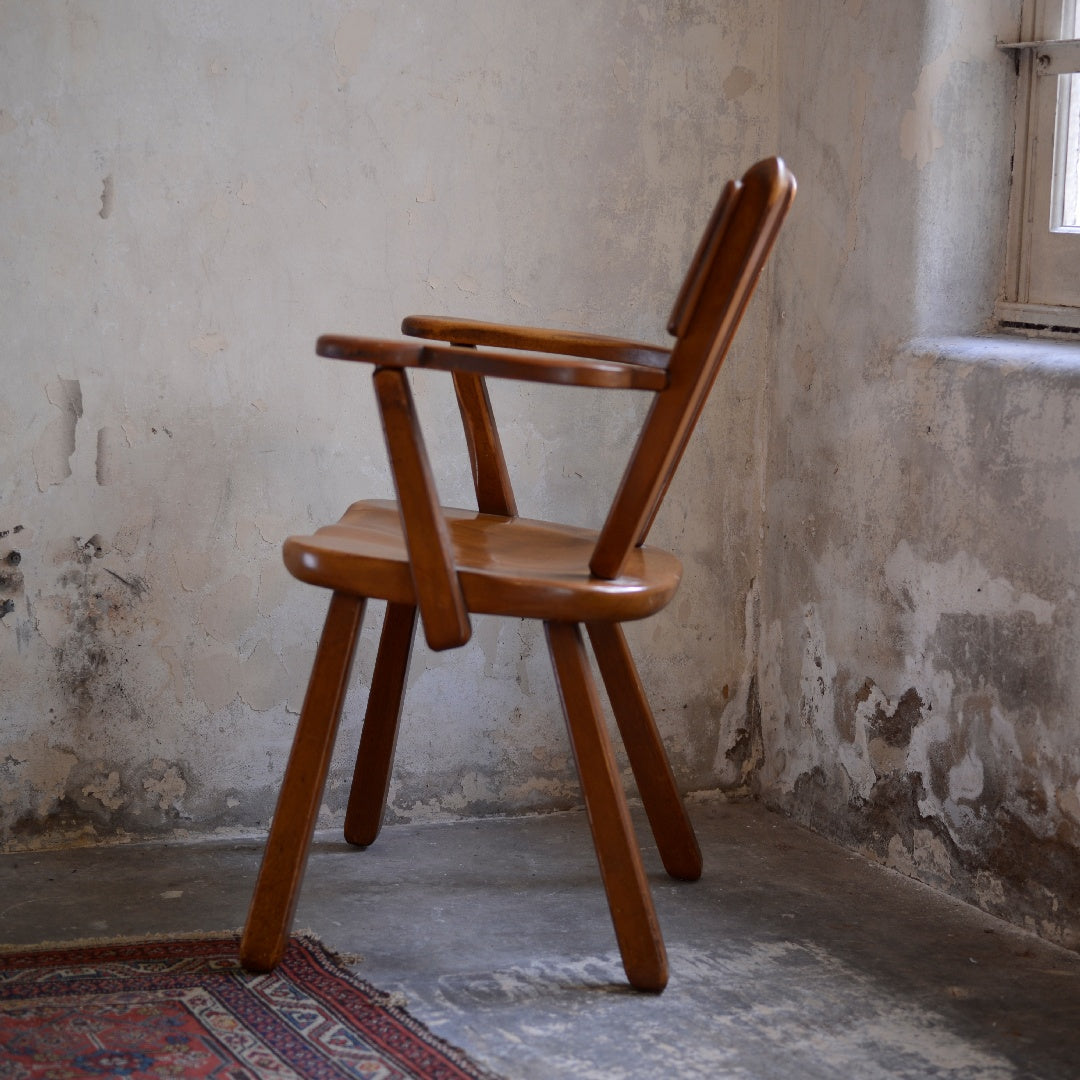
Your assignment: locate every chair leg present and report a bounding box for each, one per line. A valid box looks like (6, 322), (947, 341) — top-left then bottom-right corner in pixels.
(586, 621), (702, 882)
(344, 602), (417, 848)
(240, 591), (365, 972)
(544, 620), (668, 992)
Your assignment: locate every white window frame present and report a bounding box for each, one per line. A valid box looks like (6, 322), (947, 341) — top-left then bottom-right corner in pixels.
(998, 0), (1080, 333)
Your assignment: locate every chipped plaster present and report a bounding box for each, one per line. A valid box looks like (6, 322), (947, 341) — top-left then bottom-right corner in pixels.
(0, 0), (773, 848)
(768, 0), (1080, 950)
(7, 0), (1076, 963)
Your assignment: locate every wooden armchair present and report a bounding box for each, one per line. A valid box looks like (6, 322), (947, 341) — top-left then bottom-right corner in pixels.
(240, 157), (795, 991)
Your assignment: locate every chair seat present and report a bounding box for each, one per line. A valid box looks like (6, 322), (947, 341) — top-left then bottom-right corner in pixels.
(283, 499), (682, 623)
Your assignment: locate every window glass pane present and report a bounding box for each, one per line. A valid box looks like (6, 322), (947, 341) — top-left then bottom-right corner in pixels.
(1064, 74), (1080, 228)
(1052, 2), (1080, 230)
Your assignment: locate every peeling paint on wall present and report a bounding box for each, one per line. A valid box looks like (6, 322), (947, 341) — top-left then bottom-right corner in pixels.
(770, 0), (1078, 953)
(898, 8), (996, 171)
(98, 175), (114, 220)
(143, 760), (188, 813)
(33, 380), (83, 491)
(762, 527), (1080, 947)
(333, 9), (376, 80)
(0, 0), (773, 851)
(711, 580), (765, 790)
(83, 770), (125, 811)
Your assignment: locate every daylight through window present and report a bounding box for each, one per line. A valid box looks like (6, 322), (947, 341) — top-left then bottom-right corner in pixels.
(999, 0), (1080, 330)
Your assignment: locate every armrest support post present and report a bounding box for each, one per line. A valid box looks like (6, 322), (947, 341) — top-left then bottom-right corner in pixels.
(451, 356), (518, 517)
(373, 367), (471, 651)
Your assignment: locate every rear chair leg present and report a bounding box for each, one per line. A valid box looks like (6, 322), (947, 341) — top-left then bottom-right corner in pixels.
(587, 621), (702, 881)
(545, 620), (668, 992)
(344, 602), (417, 848)
(240, 591), (365, 971)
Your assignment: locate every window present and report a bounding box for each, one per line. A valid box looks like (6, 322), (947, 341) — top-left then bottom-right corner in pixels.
(998, 0), (1080, 331)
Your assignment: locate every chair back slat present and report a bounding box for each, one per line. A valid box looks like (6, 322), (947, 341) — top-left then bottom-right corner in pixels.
(589, 158), (795, 580)
(666, 179), (740, 339)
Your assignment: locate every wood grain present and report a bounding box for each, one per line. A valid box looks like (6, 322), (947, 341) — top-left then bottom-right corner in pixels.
(244, 158), (795, 992)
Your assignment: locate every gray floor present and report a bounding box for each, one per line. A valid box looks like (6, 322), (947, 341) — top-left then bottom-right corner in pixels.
(2, 799), (1079, 1079)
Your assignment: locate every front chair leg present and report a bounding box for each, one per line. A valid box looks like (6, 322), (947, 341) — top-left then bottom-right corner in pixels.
(586, 621), (702, 882)
(241, 591), (365, 972)
(344, 602), (417, 848)
(545, 620), (668, 992)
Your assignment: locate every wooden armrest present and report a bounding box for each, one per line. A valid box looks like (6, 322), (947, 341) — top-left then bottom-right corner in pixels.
(401, 315), (671, 371)
(317, 335), (668, 391)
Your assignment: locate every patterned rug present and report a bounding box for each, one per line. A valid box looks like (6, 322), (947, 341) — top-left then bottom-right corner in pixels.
(0, 933), (502, 1079)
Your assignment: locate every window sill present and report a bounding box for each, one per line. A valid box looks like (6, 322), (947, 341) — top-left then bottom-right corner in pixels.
(905, 332), (1080, 379)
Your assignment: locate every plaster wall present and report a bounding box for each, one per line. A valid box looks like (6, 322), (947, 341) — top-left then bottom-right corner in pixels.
(767, 0), (1080, 948)
(0, 1), (779, 847)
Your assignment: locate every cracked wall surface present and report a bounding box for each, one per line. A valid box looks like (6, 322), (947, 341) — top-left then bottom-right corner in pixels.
(0, 1), (776, 848)
(8, 0), (1074, 963)
(768, 0), (1080, 950)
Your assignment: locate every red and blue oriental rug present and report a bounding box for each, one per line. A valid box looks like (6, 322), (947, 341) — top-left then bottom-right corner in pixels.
(0, 933), (501, 1079)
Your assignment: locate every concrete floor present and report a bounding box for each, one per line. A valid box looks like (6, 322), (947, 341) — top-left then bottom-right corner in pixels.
(2, 799), (1079, 1079)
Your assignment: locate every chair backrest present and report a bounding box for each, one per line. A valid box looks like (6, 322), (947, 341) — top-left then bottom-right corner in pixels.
(589, 157), (796, 579)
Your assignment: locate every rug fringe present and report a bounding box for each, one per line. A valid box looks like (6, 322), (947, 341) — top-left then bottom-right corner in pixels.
(294, 928), (366, 968)
(0, 928), (242, 955)
(1, 929), (366, 968)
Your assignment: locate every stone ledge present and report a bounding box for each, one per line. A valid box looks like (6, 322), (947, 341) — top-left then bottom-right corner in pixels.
(903, 334), (1080, 383)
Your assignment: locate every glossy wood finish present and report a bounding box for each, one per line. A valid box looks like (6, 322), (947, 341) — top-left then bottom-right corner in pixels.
(374, 368), (470, 651)
(587, 620), (702, 882)
(244, 157), (795, 992)
(591, 158), (797, 579)
(545, 620), (667, 992)
(317, 335), (668, 391)
(240, 591), (364, 971)
(344, 602), (417, 848)
(451, 367), (517, 517)
(667, 180), (740, 339)
(283, 500), (683, 623)
(402, 315), (672, 370)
